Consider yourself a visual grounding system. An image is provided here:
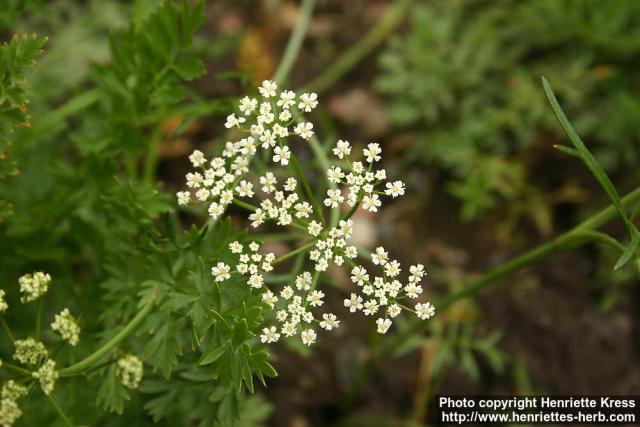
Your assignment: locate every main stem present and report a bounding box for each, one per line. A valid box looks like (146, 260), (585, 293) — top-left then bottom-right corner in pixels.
(437, 186), (640, 311)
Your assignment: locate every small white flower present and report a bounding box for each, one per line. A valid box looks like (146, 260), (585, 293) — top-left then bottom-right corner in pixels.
(415, 302), (435, 320)
(306, 290), (325, 307)
(404, 283), (423, 299)
(363, 300), (379, 316)
(284, 177), (297, 192)
(320, 313), (340, 331)
(224, 113), (246, 129)
(262, 290), (278, 308)
(273, 145), (291, 166)
(258, 80), (278, 98)
(294, 122), (314, 140)
(260, 326), (280, 343)
(176, 191), (191, 206)
(235, 180), (254, 198)
(333, 139), (351, 159)
(384, 260), (401, 278)
(351, 266), (369, 286)
(294, 202), (313, 219)
(363, 143), (382, 162)
(229, 241), (243, 254)
(388, 304), (402, 318)
(260, 172), (277, 193)
(410, 264), (426, 281)
(211, 262), (231, 282)
(327, 167), (345, 184)
(301, 328), (317, 346)
(259, 129), (276, 149)
(307, 220), (323, 237)
(344, 293), (363, 313)
(279, 109), (292, 122)
(248, 274), (264, 288)
(280, 286), (294, 300)
(295, 272), (313, 291)
(298, 92), (318, 112)
(362, 194), (381, 212)
(208, 202), (224, 219)
(385, 180), (406, 198)
(323, 188), (344, 208)
(376, 318), (392, 334)
(281, 322), (297, 337)
(188, 150), (207, 167)
(277, 90), (296, 109)
(239, 96), (257, 115)
(371, 247), (389, 265)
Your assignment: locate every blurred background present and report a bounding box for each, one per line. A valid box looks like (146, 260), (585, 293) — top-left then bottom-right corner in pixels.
(3, 0), (640, 425)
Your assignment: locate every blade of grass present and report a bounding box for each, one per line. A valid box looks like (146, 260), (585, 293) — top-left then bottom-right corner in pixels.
(542, 77), (632, 234)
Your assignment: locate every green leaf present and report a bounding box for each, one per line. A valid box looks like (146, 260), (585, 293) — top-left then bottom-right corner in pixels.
(173, 57), (205, 80)
(614, 229), (640, 270)
(543, 77), (630, 232)
(200, 343), (228, 366)
(553, 144), (579, 157)
(97, 364), (130, 415)
(143, 317), (183, 378)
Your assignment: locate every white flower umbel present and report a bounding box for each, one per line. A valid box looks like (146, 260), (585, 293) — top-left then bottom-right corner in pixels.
(32, 359), (58, 395)
(177, 82), (434, 347)
(13, 338), (47, 366)
(17, 272), (51, 303)
(51, 308), (81, 346)
(117, 355), (144, 389)
(0, 381), (27, 427)
(0, 290), (7, 313)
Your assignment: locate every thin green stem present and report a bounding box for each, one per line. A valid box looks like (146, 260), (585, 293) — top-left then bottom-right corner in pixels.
(3, 362), (31, 376)
(272, 240), (317, 265)
(437, 186), (640, 311)
(289, 152), (325, 224)
(272, 0), (317, 85)
(303, 0), (414, 93)
(0, 316), (15, 343)
(36, 298), (43, 340)
(46, 393), (74, 427)
(57, 299), (155, 378)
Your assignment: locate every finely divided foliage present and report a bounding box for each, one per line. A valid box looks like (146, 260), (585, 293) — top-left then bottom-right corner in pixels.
(177, 79), (434, 347)
(1, 0), (637, 426)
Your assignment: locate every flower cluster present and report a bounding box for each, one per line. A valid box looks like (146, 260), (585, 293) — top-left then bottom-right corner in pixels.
(178, 81), (435, 347)
(344, 252), (434, 334)
(0, 381), (27, 427)
(248, 175), (314, 229)
(117, 355), (144, 389)
(176, 80), (319, 221)
(17, 271), (51, 303)
(13, 338), (47, 366)
(32, 359), (58, 395)
(51, 308), (81, 346)
(0, 290), (7, 313)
